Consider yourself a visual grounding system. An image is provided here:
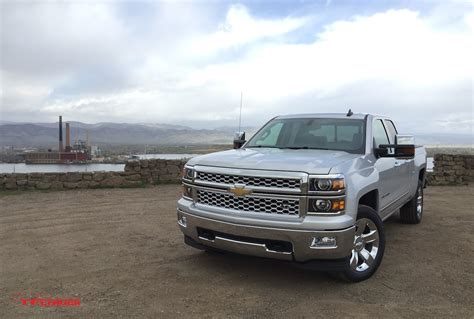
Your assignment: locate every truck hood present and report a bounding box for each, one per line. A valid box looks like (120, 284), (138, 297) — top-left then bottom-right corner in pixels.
(187, 148), (361, 175)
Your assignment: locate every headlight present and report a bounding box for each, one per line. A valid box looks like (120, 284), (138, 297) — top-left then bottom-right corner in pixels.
(182, 166), (194, 181)
(310, 177), (345, 192)
(316, 179), (332, 191)
(308, 198), (345, 214)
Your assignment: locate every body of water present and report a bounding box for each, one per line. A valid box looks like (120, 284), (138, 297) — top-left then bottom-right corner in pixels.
(0, 163), (125, 174)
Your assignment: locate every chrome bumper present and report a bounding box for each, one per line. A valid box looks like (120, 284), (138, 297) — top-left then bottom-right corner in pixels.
(177, 209), (355, 262)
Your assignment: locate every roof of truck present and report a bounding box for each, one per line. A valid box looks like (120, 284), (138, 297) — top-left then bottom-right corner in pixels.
(276, 113), (370, 120)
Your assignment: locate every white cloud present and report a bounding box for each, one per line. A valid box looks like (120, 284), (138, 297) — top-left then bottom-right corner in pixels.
(185, 9), (472, 100)
(1, 2), (472, 135)
(189, 4), (307, 55)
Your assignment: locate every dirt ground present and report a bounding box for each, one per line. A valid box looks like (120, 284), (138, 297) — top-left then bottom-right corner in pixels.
(1, 185), (473, 318)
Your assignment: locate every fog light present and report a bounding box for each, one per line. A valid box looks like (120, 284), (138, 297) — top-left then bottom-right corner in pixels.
(177, 212), (187, 227)
(310, 236), (337, 249)
(313, 199), (331, 212)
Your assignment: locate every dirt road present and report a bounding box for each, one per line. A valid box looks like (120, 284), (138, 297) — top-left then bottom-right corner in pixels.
(1, 185), (473, 318)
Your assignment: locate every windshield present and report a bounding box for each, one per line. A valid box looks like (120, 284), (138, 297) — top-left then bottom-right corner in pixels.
(245, 118), (366, 154)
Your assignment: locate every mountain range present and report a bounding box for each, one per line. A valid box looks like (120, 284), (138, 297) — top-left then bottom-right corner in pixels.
(0, 121), (471, 149)
(0, 121), (255, 148)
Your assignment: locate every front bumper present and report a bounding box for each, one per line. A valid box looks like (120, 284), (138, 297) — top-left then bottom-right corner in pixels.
(177, 208), (355, 262)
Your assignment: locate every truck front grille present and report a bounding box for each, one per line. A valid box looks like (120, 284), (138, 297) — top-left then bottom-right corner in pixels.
(196, 172), (301, 190)
(197, 190), (300, 216)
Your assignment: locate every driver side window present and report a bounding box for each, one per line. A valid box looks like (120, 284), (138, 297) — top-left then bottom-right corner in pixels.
(255, 122), (283, 145)
(373, 120), (389, 148)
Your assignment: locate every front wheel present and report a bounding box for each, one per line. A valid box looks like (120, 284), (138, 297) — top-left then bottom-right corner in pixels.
(341, 205), (385, 282)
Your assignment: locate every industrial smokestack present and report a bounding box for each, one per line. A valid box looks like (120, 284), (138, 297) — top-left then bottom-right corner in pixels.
(59, 115), (64, 152)
(65, 123), (71, 152)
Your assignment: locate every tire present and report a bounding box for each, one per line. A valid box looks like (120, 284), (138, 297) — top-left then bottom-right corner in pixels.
(341, 205), (385, 282)
(400, 180), (423, 224)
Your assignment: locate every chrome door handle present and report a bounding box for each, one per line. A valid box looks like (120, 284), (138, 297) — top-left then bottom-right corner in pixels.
(394, 161), (402, 167)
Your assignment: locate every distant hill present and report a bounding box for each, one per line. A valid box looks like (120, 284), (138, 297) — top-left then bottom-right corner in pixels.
(0, 122), (250, 148)
(415, 133), (473, 147)
(0, 121), (470, 149)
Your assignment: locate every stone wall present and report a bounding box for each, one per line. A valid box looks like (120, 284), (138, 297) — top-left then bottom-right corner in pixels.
(0, 159), (186, 191)
(426, 154), (474, 186)
(1, 155), (472, 191)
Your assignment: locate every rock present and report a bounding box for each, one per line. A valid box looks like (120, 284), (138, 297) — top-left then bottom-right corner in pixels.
(5, 182), (17, 190)
(93, 172), (106, 181)
(124, 163), (135, 172)
(140, 169), (151, 176)
(166, 165), (180, 174)
(125, 174), (142, 181)
(28, 173), (44, 181)
(100, 176), (124, 187)
(36, 182), (52, 190)
(16, 179), (28, 186)
(66, 173), (82, 182)
(78, 181), (90, 189)
(122, 170), (138, 176)
(43, 174), (59, 182)
(64, 182), (79, 189)
(50, 181), (64, 189)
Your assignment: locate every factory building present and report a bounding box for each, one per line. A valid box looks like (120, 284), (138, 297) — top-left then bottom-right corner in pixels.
(25, 116), (90, 164)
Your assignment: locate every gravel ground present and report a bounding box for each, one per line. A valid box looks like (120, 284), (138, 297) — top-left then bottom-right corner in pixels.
(1, 185), (473, 318)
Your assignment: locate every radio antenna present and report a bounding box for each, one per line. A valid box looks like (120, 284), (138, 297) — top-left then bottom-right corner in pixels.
(238, 91), (243, 132)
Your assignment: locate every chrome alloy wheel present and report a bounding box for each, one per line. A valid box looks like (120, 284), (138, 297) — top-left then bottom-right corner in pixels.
(350, 218), (380, 272)
(416, 186), (423, 219)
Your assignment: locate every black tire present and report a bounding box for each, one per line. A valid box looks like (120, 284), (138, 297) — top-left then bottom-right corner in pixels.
(341, 205), (385, 282)
(400, 180), (423, 224)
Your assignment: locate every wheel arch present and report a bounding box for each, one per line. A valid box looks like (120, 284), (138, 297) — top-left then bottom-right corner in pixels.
(358, 189), (379, 212)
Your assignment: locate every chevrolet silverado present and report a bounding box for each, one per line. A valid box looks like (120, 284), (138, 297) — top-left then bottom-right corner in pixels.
(177, 113), (427, 282)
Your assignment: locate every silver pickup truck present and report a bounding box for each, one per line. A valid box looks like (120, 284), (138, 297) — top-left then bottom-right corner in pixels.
(177, 113), (427, 282)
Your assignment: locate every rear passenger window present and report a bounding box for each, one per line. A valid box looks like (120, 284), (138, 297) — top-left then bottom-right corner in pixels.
(373, 120), (389, 148)
(384, 120), (398, 144)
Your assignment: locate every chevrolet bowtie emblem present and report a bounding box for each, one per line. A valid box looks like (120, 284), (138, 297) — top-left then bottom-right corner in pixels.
(228, 184), (252, 197)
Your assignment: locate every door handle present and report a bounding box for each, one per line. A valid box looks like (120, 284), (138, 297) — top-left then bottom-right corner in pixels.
(394, 161), (402, 167)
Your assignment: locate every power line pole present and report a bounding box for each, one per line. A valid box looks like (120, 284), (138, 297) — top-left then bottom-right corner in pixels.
(239, 91), (243, 132)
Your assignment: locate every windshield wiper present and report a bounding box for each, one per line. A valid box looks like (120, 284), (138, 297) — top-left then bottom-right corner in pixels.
(246, 145), (280, 148)
(281, 146), (330, 150)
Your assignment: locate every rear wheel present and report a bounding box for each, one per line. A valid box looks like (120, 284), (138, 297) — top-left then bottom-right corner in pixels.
(341, 205), (385, 282)
(400, 181), (423, 224)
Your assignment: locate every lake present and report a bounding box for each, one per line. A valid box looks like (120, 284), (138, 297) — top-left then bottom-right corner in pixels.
(0, 163), (126, 174)
(0, 155), (434, 173)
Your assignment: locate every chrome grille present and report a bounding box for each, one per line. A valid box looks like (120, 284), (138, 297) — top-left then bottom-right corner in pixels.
(196, 172), (301, 189)
(197, 190), (299, 216)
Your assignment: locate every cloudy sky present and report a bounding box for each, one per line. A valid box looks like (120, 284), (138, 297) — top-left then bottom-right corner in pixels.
(1, 0), (472, 134)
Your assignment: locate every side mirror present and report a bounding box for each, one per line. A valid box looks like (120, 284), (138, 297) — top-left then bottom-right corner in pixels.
(395, 134), (414, 145)
(375, 134), (415, 159)
(233, 132), (246, 149)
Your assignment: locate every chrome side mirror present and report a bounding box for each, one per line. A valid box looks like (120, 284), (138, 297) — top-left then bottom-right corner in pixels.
(395, 134), (414, 145)
(233, 132), (246, 149)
